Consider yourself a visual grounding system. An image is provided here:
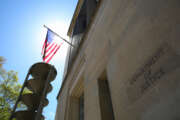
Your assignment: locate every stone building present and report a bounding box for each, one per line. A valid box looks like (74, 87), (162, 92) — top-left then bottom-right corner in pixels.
(55, 0), (180, 120)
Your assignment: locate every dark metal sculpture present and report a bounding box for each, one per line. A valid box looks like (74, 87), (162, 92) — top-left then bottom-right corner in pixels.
(9, 62), (57, 120)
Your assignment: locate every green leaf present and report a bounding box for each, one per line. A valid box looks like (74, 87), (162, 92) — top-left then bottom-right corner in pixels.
(0, 57), (27, 120)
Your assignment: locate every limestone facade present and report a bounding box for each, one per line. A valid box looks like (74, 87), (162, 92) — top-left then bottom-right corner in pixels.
(55, 0), (180, 120)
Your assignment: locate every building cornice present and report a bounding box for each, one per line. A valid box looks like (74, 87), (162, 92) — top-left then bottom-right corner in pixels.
(67, 0), (84, 37)
(57, 0), (102, 100)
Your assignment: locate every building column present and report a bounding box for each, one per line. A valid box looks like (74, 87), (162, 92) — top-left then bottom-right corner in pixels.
(84, 78), (101, 120)
(66, 97), (80, 120)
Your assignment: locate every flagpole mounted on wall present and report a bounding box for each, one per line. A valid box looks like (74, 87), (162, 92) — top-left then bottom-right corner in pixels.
(43, 25), (75, 48)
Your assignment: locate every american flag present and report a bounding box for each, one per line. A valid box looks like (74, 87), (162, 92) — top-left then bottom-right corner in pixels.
(42, 29), (63, 63)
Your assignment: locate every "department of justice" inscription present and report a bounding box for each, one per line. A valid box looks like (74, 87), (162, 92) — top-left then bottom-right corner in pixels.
(127, 44), (173, 103)
(129, 46), (167, 86)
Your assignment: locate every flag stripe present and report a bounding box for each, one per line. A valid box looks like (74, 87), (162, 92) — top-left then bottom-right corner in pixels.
(46, 43), (55, 53)
(41, 40), (46, 55)
(45, 45), (61, 63)
(46, 42), (50, 49)
(44, 44), (58, 60)
(41, 40), (50, 55)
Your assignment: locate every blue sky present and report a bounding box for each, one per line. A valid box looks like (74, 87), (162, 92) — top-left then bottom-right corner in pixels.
(0, 0), (77, 120)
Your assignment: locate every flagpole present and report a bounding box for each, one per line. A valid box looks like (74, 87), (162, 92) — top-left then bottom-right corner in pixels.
(43, 25), (75, 48)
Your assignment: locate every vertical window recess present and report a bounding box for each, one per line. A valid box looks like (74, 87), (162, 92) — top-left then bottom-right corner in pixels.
(98, 72), (115, 120)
